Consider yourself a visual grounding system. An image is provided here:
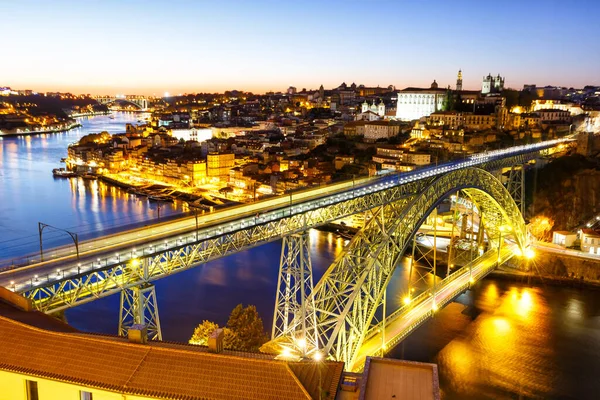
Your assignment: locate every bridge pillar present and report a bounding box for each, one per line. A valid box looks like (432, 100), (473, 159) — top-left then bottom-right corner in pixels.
(118, 283), (162, 340)
(506, 164), (525, 217)
(272, 231), (318, 357)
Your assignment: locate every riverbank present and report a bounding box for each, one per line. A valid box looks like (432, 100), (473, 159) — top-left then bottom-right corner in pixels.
(0, 121), (82, 137)
(68, 111), (111, 118)
(495, 249), (600, 289)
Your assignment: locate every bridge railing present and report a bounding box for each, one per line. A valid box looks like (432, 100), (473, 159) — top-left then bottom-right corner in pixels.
(364, 247), (514, 342)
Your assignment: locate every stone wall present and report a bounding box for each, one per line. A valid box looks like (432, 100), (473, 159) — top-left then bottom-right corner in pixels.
(506, 251), (600, 285)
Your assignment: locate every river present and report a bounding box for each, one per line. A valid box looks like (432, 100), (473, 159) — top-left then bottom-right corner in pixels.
(0, 113), (599, 399)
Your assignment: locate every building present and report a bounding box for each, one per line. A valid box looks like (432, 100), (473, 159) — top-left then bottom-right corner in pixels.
(207, 152), (235, 178)
(535, 109), (571, 123)
(363, 121), (400, 141)
(360, 99), (385, 117)
(395, 81), (447, 121)
(481, 73), (505, 94)
(170, 128), (213, 142)
(0, 288), (344, 400)
(552, 231), (577, 248)
(344, 120), (367, 137)
(357, 357), (440, 400)
(404, 152), (431, 165)
(580, 229), (600, 254)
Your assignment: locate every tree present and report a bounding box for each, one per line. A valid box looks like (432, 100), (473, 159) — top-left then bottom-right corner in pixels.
(189, 320), (240, 350)
(188, 304), (268, 352)
(226, 304), (268, 352)
(441, 89), (455, 111)
(189, 320), (220, 346)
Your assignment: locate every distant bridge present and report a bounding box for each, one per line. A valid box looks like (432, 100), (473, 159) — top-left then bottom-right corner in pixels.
(95, 95), (149, 110)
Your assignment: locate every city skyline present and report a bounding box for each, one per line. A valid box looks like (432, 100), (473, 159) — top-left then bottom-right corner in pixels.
(2, 0), (599, 95)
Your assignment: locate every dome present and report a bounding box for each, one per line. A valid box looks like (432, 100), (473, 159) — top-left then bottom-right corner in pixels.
(431, 80), (438, 89)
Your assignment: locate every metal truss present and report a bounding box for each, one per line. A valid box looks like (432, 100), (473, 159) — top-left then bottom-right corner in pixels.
(350, 245), (516, 372)
(506, 164), (526, 216)
(118, 282), (162, 340)
(408, 208), (441, 298)
(311, 168), (527, 369)
(23, 179), (420, 313)
(271, 232), (318, 357)
(21, 153), (533, 314)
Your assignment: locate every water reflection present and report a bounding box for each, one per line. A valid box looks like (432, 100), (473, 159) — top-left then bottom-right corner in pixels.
(434, 282), (570, 399)
(0, 113), (184, 261)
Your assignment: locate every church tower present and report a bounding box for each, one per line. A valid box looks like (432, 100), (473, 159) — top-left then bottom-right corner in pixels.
(456, 69), (463, 91)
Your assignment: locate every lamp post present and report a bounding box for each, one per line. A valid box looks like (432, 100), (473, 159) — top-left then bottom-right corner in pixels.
(38, 222), (79, 262)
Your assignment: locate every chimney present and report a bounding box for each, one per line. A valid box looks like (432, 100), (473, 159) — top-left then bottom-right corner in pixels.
(208, 328), (224, 353)
(128, 324), (148, 344)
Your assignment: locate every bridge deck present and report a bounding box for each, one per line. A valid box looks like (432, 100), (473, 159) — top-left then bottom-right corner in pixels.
(350, 246), (515, 372)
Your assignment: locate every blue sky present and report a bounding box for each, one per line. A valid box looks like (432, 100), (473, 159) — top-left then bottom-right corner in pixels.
(1, 0), (598, 95)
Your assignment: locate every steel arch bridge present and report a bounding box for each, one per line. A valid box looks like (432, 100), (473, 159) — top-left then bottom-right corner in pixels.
(271, 167), (527, 370)
(4, 139), (568, 358)
(96, 96), (148, 110)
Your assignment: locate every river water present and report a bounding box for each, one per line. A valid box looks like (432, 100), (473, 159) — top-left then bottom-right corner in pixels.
(0, 114), (599, 399)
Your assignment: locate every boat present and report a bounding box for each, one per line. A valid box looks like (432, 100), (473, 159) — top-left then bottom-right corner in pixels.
(108, 115), (115, 119)
(81, 174), (97, 180)
(52, 168), (76, 178)
(148, 195), (173, 203)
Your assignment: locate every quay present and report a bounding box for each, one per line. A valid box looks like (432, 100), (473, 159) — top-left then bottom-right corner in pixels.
(0, 121), (81, 137)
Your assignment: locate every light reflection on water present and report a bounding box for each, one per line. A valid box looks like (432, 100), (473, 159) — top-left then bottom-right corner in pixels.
(0, 113), (184, 260)
(392, 279), (600, 400)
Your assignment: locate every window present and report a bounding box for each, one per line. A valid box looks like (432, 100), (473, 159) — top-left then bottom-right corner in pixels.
(80, 391), (93, 400)
(26, 380), (38, 400)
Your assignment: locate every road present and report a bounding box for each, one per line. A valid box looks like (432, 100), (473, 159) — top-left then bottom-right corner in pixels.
(0, 139), (569, 293)
(533, 240), (600, 261)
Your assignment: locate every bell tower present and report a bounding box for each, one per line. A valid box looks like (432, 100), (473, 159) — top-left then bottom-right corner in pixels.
(456, 69), (463, 91)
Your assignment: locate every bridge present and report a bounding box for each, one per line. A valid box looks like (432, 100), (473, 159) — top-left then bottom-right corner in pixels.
(0, 138), (570, 371)
(95, 95), (149, 110)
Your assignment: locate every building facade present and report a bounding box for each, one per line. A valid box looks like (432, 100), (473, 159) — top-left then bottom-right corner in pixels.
(395, 81), (446, 121)
(481, 73), (505, 94)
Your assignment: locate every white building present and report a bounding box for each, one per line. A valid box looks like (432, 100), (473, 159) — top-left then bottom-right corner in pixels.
(170, 128), (213, 142)
(395, 81), (446, 121)
(482, 73), (505, 94)
(580, 229), (600, 254)
(552, 231), (577, 247)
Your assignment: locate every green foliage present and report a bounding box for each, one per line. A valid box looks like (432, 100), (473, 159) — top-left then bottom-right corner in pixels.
(226, 304), (269, 352)
(441, 90), (455, 111)
(78, 131), (111, 145)
(189, 320), (220, 345)
(502, 89), (519, 109)
(518, 90), (539, 108)
(189, 304), (268, 352)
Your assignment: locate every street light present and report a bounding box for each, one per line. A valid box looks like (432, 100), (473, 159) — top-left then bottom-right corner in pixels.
(38, 222), (80, 262)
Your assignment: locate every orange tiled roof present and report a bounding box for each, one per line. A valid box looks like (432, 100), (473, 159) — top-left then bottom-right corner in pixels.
(0, 315), (342, 399)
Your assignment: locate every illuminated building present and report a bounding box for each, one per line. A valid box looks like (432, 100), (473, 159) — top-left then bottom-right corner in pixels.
(170, 127), (213, 142)
(395, 81), (446, 121)
(456, 69), (463, 91)
(481, 73), (505, 94)
(357, 99), (386, 120)
(207, 152), (235, 178)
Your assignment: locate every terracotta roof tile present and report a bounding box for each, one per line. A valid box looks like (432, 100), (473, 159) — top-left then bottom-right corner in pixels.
(0, 315), (342, 399)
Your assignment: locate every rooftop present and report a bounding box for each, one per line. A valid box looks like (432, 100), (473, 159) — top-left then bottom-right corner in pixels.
(358, 357), (440, 400)
(0, 299), (344, 400)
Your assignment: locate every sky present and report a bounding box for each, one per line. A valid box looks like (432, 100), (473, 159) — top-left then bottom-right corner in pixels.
(1, 0), (599, 95)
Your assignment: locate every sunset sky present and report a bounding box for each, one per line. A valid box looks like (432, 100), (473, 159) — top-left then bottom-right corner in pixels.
(2, 0), (599, 95)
